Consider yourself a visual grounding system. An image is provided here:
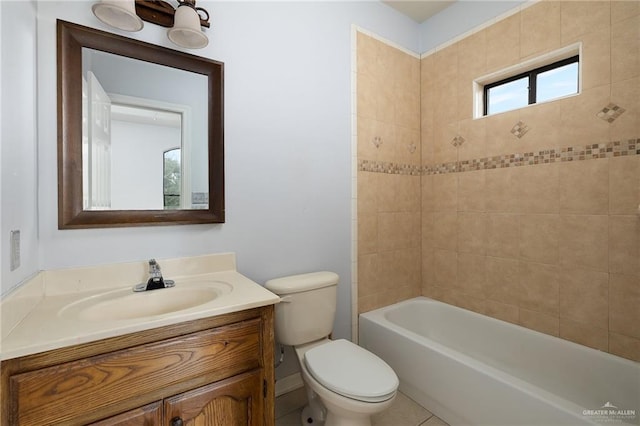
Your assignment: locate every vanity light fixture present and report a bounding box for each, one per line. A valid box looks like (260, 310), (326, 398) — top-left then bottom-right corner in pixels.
(92, 0), (210, 49)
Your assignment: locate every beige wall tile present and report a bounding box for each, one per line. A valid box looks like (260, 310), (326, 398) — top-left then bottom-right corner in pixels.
(422, 211), (434, 248)
(560, 318), (609, 351)
(457, 253), (487, 298)
(356, 33), (377, 74)
(434, 249), (458, 288)
(610, 273), (640, 339)
(560, 1), (610, 42)
(421, 127), (435, 167)
(520, 1), (561, 59)
(559, 159), (609, 215)
(457, 29), (487, 79)
(457, 118), (487, 161)
(358, 253), (380, 298)
(395, 89), (421, 130)
(378, 212), (421, 251)
(517, 102), (562, 153)
(432, 173), (458, 212)
(559, 85), (611, 145)
(422, 175), (434, 212)
(357, 171), (377, 213)
(395, 126), (421, 166)
(485, 213), (518, 259)
(559, 267), (609, 328)
(558, 214), (609, 271)
(356, 72), (378, 121)
(422, 247), (435, 288)
(580, 27), (612, 90)
(433, 123), (459, 164)
(514, 163), (560, 214)
(485, 300), (519, 324)
(484, 109), (521, 157)
(609, 332), (640, 362)
(485, 256), (520, 305)
(358, 212), (378, 254)
(609, 156), (640, 215)
(580, 29), (611, 91)
(457, 170), (486, 212)
(456, 295), (487, 315)
(485, 168), (518, 213)
(485, 14), (520, 72)
(519, 214), (560, 265)
(432, 211), (458, 251)
(357, 116), (390, 162)
(379, 248), (421, 290)
(611, 77), (640, 141)
(519, 308), (560, 336)
(519, 261), (560, 314)
(458, 212), (488, 254)
(611, 0), (640, 23)
(378, 174), (421, 213)
(609, 215), (640, 275)
(611, 15), (640, 84)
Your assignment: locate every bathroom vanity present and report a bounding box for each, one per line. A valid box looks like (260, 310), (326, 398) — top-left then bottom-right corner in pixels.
(0, 254), (279, 426)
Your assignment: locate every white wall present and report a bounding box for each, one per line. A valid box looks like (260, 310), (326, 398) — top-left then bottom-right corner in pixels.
(419, 0), (526, 53)
(1, 0), (39, 295)
(110, 120), (180, 210)
(33, 1), (419, 350)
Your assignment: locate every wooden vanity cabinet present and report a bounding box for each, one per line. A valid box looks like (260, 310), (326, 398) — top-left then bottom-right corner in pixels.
(0, 306), (275, 426)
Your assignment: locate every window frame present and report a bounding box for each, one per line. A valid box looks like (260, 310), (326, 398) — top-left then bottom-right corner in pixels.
(483, 55), (579, 116)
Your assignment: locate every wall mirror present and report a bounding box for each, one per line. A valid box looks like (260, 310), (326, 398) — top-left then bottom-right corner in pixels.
(57, 20), (224, 228)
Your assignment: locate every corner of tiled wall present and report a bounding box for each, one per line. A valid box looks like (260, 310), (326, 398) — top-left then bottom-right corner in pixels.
(356, 0), (639, 363)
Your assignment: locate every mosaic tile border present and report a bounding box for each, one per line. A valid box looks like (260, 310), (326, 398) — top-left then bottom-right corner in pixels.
(358, 160), (422, 175)
(358, 138), (639, 176)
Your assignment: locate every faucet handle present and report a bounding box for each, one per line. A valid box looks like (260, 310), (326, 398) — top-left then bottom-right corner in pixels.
(149, 258), (161, 272)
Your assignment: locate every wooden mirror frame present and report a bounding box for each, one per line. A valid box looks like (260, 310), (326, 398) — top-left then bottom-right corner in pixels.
(57, 20), (224, 229)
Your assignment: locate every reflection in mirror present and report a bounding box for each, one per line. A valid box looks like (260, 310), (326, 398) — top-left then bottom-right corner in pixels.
(57, 20), (224, 228)
(164, 148), (181, 209)
(82, 48), (208, 211)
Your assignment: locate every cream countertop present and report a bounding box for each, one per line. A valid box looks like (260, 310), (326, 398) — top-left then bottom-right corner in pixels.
(0, 253), (280, 361)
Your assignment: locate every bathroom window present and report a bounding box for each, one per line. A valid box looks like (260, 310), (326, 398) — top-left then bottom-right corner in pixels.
(483, 55), (579, 116)
(163, 148), (181, 209)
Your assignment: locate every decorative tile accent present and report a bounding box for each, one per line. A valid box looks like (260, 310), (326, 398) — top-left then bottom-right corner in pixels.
(372, 136), (383, 148)
(451, 135), (466, 147)
(596, 103), (626, 123)
(359, 137), (639, 177)
(510, 121), (530, 138)
(358, 159), (422, 175)
(407, 143), (417, 154)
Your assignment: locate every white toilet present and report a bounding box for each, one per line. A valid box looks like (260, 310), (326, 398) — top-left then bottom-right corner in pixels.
(265, 272), (398, 426)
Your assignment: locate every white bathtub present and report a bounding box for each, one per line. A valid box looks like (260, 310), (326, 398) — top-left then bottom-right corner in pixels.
(359, 297), (639, 426)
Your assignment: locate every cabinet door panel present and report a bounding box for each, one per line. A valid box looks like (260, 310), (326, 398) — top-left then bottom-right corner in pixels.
(165, 370), (263, 426)
(89, 401), (162, 426)
(10, 319), (261, 425)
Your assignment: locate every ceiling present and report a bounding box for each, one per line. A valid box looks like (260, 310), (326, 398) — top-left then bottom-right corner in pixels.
(382, 0), (456, 23)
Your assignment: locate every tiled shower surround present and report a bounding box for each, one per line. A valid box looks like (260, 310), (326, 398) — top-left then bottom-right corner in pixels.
(356, 0), (639, 362)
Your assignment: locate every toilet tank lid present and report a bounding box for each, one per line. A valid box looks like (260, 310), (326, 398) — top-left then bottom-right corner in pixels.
(265, 271), (339, 295)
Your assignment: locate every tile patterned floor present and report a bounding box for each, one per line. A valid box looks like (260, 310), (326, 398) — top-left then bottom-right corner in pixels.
(275, 387), (450, 426)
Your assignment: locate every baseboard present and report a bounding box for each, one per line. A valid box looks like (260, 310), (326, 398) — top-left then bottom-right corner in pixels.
(275, 372), (304, 397)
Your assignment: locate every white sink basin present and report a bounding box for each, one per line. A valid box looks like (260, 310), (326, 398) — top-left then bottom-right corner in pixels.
(58, 280), (233, 321)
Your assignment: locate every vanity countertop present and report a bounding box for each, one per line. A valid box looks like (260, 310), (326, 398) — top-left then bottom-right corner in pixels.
(0, 254), (280, 361)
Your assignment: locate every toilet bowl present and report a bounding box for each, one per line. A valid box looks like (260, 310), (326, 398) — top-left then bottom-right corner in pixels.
(265, 272), (399, 426)
(295, 339), (398, 426)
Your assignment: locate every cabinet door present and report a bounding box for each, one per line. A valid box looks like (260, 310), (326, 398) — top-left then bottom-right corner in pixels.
(164, 370), (263, 426)
(89, 401), (162, 426)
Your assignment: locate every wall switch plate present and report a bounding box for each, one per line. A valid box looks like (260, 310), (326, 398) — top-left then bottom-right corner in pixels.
(10, 230), (20, 271)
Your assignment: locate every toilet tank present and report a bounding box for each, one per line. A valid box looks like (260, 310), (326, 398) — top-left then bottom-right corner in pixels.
(265, 271), (339, 346)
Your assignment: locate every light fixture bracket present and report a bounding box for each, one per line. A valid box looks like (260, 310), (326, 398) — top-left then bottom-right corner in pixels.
(135, 0), (210, 28)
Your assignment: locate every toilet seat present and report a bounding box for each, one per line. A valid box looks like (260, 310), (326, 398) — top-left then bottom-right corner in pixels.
(304, 339), (398, 403)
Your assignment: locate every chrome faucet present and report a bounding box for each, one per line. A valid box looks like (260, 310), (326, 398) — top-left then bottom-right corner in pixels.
(133, 259), (176, 292)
